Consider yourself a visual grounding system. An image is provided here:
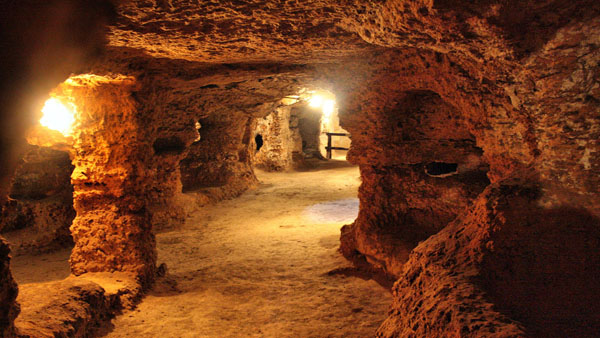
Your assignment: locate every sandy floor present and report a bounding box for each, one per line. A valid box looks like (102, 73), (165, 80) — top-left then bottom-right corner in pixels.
(13, 160), (391, 338)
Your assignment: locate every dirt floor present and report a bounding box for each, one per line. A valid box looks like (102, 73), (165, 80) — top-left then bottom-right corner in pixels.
(12, 160), (391, 338)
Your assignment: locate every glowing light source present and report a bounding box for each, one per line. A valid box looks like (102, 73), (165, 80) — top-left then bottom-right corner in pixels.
(307, 94), (336, 115)
(322, 99), (335, 117)
(40, 98), (76, 136)
(308, 95), (325, 108)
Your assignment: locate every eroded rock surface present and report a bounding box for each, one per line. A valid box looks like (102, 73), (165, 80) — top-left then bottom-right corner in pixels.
(15, 272), (141, 338)
(378, 176), (600, 338)
(0, 238), (18, 338)
(339, 86), (491, 277)
(0, 145), (74, 254)
(108, 0), (374, 63)
(52, 75), (157, 287)
(254, 105), (303, 171)
(0, 0), (598, 337)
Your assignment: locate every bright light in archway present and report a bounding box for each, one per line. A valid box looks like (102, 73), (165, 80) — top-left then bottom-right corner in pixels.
(322, 99), (335, 117)
(308, 95), (325, 108)
(40, 98), (76, 136)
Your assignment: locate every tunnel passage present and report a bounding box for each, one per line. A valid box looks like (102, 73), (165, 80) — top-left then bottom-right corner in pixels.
(180, 114), (258, 194)
(0, 1), (598, 337)
(253, 93), (350, 172)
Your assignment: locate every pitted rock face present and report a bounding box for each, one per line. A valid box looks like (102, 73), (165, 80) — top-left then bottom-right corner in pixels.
(0, 238), (18, 338)
(0, 0), (598, 337)
(108, 0), (375, 63)
(51, 75), (158, 287)
(378, 176), (600, 338)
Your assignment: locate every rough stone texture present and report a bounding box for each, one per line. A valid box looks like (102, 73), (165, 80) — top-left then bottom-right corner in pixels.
(0, 0), (115, 206)
(180, 111), (258, 200)
(0, 145), (74, 255)
(298, 106), (325, 159)
(0, 1), (598, 337)
(377, 176), (600, 338)
(513, 18), (600, 214)
(95, 2), (600, 336)
(0, 1), (120, 336)
(253, 105), (303, 171)
(86, 55), (313, 228)
(108, 0), (374, 63)
(0, 238), (18, 338)
(50, 75), (157, 287)
(15, 272), (141, 338)
(338, 69), (494, 277)
(326, 2), (600, 335)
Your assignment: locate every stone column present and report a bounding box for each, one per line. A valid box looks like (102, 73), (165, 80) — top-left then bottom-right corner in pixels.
(63, 75), (156, 286)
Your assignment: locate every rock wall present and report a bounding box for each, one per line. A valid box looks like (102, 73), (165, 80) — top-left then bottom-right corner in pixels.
(0, 145), (74, 254)
(180, 112), (258, 198)
(334, 50), (516, 277)
(87, 56), (310, 228)
(298, 106), (324, 159)
(0, 1), (115, 335)
(0, 238), (18, 338)
(253, 105), (303, 171)
(377, 175), (600, 338)
(514, 18), (600, 213)
(55, 75), (157, 287)
(328, 2), (600, 336)
(0, 1), (596, 337)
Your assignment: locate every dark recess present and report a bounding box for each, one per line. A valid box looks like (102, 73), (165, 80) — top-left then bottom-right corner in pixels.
(255, 134), (263, 151)
(153, 137), (186, 155)
(425, 162), (458, 176)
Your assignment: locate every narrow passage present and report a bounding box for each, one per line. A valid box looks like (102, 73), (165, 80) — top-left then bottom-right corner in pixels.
(102, 161), (391, 337)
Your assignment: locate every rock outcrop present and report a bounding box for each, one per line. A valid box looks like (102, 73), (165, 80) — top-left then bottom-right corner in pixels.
(0, 1), (115, 336)
(15, 272), (141, 338)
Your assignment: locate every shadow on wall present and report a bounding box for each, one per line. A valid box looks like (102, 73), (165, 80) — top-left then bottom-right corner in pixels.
(340, 89), (491, 277)
(0, 145), (75, 255)
(379, 176), (600, 338)
(479, 201), (600, 337)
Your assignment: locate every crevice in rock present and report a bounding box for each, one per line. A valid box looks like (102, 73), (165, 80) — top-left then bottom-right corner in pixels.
(424, 162), (458, 177)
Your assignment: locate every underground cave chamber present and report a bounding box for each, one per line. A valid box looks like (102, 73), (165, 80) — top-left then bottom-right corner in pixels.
(1, 1), (599, 337)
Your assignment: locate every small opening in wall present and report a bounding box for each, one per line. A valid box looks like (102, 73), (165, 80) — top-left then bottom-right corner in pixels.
(255, 134), (263, 152)
(425, 162), (458, 177)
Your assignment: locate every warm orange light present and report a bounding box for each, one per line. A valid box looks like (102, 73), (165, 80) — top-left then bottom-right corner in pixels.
(308, 94), (335, 113)
(322, 99), (335, 117)
(308, 95), (325, 108)
(40, 98), (76, 136)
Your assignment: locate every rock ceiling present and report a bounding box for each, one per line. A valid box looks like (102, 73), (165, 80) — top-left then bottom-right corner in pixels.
(106, 0), (599, 68)
(108, 0), (377, 63)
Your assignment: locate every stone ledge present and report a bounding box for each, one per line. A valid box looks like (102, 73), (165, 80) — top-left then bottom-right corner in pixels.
(15, 272), (141, 338)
